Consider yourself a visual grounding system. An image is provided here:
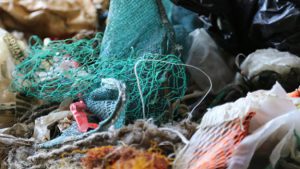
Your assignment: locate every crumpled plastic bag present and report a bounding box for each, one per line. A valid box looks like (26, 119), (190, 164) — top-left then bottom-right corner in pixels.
(186, 28), (234, 93)
(273, 132), (300, 169)
(172, 0), (300, 56)
(228, 110), (300, 169)
(226, 83), (300, 169)
(174, 83), (298, 169)
(238, 48), (300, 91)
(171, 0), (257, 54)
(0, 0), (97, 38)
(250, 0), (300, 56)
(199, 82), (296, 131)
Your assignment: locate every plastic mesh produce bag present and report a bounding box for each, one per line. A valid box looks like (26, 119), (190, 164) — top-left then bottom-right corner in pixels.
(174, 112), (255, 169)
(175, 83), (297, 169)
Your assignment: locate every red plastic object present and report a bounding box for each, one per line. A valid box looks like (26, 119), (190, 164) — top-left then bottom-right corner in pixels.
(70, 101), (98, 132)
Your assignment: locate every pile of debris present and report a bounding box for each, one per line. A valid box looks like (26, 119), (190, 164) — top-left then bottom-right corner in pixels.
(1, 0), (300, 169)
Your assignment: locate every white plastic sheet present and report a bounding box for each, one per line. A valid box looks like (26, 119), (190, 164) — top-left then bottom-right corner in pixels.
(240, 48), (300, 80)
(186, 28), (234, 93)
(228, 83), (300, 169)
(228, 111), (300, 169)
(200, 82), (295, 130)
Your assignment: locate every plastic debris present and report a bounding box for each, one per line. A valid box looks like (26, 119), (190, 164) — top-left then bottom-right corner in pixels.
(33, 110), (72, 142)
(175, 83), (298, 169)
(186, 28), (234, 93)
(249, 0), (300, 56)
(237, 48), (300, 91)
(173, 0), (300, 56)
(0, 0), (98, 38)
(70, 101), (98, 133)
(174, 110), (254, 169)
(2, 0), (300, 168)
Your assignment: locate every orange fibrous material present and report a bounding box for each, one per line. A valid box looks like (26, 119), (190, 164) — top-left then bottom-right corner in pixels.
(81, 146), (170, 169)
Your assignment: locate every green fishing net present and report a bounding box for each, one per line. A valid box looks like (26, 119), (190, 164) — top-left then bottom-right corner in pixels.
(12, 0), (187, 127)
(12, 34), (103, 102)
(12, 38), (187, 123)
(101, 0), (175, 58)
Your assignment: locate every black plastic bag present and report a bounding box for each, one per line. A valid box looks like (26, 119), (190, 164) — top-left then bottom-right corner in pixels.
(171, 0), (258, 54)
(250, 0), (300, 56)
(172, 0), (300, 56)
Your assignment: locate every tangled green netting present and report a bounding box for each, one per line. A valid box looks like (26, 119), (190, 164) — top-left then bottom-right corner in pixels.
(11, 33), (187, 123)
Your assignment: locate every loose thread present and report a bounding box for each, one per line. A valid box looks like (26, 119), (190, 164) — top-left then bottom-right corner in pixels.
(134, 59), (213, 120)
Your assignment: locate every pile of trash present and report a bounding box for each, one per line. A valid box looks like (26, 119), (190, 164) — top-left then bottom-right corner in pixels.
(1, 0), (300, 169)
